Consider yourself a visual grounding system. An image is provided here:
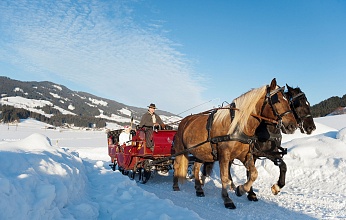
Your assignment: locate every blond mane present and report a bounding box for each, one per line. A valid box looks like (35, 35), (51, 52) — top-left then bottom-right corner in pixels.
(214, 85), (267, 134)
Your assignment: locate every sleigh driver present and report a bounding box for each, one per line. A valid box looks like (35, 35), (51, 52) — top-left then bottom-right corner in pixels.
(139, 103), (165, 151)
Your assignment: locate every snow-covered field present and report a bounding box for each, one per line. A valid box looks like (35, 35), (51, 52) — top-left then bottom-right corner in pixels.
(1, 115), (346, 219)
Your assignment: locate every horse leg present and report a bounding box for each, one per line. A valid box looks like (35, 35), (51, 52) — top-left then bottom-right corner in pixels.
(173, 154), (189, 191)
(236, 155), (258, 197)
(201, 162), (214, 186)
(271, 160), (287, 195)
(203, 161), (235, 190)
(246, 169), (258, 201)
(219, 157), (236, 209)
(246, 158), (258, 201)
(228, 161), (236, 191)
(173, 176), (180, 191)
(173, 166), (180, 191)
(194, 162), (205, 197)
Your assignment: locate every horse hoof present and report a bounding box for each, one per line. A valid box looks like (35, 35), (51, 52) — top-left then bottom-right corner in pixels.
(247, 194), (258, 202)
(271, 184), (281, 195)
(196, 191), (205, 197)
(173, 186), (180, 191)
(235, 185), (245, 197)
(225, 202), (236, 209)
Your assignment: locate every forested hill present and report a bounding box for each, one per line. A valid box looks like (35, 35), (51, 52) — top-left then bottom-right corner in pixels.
(310, 95), (346, 117)
(0, 76), (179, 128)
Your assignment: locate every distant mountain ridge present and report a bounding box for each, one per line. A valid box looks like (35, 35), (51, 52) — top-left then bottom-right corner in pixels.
(1, 76), (345, 128)
(0, 76), (180, 129)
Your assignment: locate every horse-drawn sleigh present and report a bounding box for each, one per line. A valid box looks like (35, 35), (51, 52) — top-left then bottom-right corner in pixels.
(107, 78), (316, 209)
(108, 127), (179, 183)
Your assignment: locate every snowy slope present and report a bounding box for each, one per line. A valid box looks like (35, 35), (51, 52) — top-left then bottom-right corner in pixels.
(0, 115), (346, 219)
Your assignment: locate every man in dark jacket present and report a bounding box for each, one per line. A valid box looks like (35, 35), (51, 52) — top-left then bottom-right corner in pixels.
(139, 103), (165, 151)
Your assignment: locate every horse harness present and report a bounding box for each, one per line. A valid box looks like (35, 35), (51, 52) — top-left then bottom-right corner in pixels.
(166, 86), (291, 167)
(252, 126), (287, 166)
(205, 86), (290, 163)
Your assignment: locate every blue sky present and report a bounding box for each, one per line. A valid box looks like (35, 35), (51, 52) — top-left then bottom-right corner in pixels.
(0, 0), (345, 115)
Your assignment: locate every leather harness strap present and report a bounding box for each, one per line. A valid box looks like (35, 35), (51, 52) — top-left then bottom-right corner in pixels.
(206, 103), (259, 160)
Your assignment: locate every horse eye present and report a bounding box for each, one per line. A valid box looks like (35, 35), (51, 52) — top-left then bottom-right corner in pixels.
(271, 94), (279, 103)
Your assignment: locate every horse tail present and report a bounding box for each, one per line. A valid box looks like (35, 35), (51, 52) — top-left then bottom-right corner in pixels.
(173, 118), (190, 183)
(173, 116), (196, 184)
(174, 153), (189, 183)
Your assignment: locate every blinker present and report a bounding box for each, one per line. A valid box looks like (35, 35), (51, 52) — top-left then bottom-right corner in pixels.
(271, 94), (279, 104)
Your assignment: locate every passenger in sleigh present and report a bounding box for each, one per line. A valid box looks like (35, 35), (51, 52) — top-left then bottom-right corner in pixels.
(119, 125), (132, 146)
(139, 103), (165, 151)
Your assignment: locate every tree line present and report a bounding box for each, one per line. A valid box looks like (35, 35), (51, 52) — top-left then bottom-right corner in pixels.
(310, 95), (346, 117)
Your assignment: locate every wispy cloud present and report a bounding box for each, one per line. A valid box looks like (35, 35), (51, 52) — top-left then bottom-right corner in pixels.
(0, 0), (207, 115)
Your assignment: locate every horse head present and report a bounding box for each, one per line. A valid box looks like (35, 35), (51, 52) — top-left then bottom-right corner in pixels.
(260, 78), (297, 134)
(286, 85), (316, 135)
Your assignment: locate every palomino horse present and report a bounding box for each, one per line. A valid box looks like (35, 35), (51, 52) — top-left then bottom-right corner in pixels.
(201, 85), (316, 202)
(172, 78), (297, 209)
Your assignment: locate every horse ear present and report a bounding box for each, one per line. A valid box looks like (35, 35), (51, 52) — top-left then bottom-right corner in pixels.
(286, 84), (293, 91)
(270, 78), (277, 90)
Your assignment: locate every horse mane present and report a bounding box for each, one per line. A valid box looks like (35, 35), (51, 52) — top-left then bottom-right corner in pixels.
(286, 86), (302, 97)
(214, 85), (268, 134)
(292, 87), (302, 94)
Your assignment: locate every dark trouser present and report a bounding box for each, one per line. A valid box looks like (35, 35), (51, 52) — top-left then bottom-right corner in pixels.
(144, 128), (154, 151)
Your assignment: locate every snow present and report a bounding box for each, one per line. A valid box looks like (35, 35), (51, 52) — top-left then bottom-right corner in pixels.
(53, 85), (63, 91)
(118, 108), (132, 116)
(68, 104), (75, 110)
(0, 96), (76, 116)
(13, 87), (24, 93)
(1, 115), (346, 219)
(96, 109), (133, 124)
(1, 96), (53, 117)
(88, 97), (108, 106)
(50, 92), (61, 98)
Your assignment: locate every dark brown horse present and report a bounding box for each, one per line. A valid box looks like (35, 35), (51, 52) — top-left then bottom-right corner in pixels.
(266, 85), (316, 193)
(201, 85), (316, 202)
(286, 85), (316, 135)
(172, 78), (297, 209)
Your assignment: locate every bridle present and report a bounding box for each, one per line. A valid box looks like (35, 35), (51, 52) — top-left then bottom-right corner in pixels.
(286, 91), (312, 133)
(258, 86), (294, 130)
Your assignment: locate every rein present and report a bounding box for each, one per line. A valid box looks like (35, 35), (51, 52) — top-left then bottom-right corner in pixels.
(150, 139), (210, 166)
(203, 107), (283, 125)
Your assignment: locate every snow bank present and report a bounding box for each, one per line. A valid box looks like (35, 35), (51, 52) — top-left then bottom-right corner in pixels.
(336, 127), (346, 143)
(0, 129), (201, 219)
(1, 115), (346, 219)
(0, 133), (97, 219)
